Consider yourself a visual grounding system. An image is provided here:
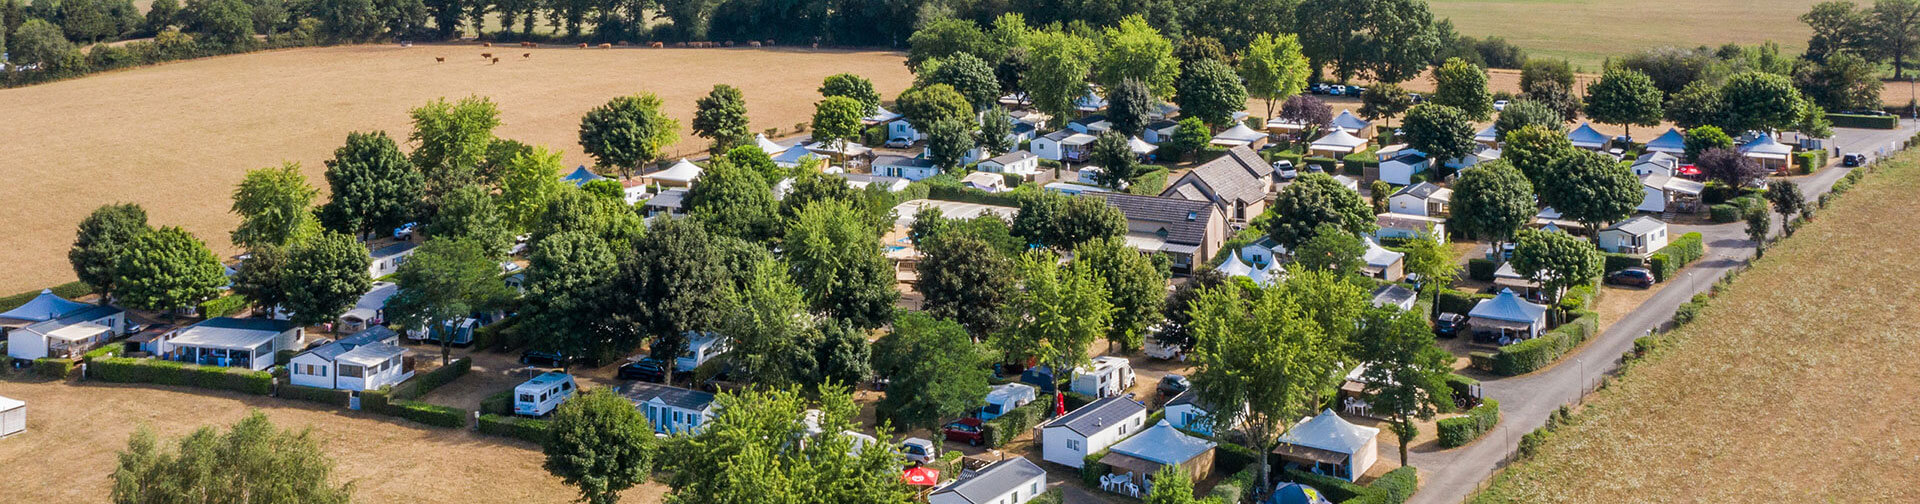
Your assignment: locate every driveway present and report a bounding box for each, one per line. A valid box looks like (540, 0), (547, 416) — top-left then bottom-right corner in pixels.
(1403, 121), (1918, 504)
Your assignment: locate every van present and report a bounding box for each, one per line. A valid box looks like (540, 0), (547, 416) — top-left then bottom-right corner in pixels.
(513, 372), (577, 417)
(1069, 356), (1136, 398)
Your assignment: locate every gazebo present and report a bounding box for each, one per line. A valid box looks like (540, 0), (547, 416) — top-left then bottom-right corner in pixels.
(0, 289), (89, 327)
(753, 133), (786, 154)
(560, 166), (606, 186)
(1099, 419), (1218, 486)
(645, 159), (703, 188)
(1567, 123), (1610, 150)
(1211, 123), (1269, 149)
(1644, 128), (1687, 155)
(1129, 136), (1160, 158)
(1272, 409), (1380, 482)
(1739, 134), (1793, 173)
(1310, 129), (1368, 158)
(1469, 288), (1549, 341)
(1331, 110), (1373, 137)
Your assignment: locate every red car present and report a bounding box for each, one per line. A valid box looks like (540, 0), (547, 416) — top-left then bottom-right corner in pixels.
(942, 418), (986, 446)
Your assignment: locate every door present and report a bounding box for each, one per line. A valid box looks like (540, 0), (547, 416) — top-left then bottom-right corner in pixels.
(348, 391), (362, 411)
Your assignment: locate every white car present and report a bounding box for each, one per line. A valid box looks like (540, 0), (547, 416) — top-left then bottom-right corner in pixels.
(1493, 100), (1509, 111)
(898, 437), (937, 465)
(1273, 160), (1298, 180)
(884, 137), (912, 148)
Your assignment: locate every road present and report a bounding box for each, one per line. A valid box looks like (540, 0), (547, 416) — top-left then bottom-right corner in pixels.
(1402, 121), (1919, 504)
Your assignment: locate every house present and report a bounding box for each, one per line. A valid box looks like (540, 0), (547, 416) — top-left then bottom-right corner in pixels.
(1032, 130), (1097, 162)
(1164, 389), (1244, 437)
(1739, 134), (1793, 173)
(1041, 396), (1149, 469)
(887, 119), (925, 143)
(0, 395), (22, 438)
(1068, 115), (1112, 134)
(1265, 117), (1312, 139)
(1099, 419), (1218, 486)
(927, 457), (1048, 504)
(336, 281), (397, 333)
(642, 188), (689, 218)
(962, 171), (1008, 192)
(156, 318), (303, 371)
(1444, 144), (1503, 171)
(676, 331), (730, 372)
(835, 173), (913, 192)
(1598, 216), (1670, 257)
(1643, 128), (1687, 155)
(1388, 182), (1451, 216)
(872, 155), (941, 181)
(1361, 237), (1406, 281)
(620, 178), (651, 205)
(1637, 173), (1706, 213)
(1330, 110), (1373, 137)
(1090, 193), (1229, 272)
(560, 166), (606, 186)
(1333, 175), (1361, 193)
(1370, 284), (1418, 311)
(1272, 409), (1380, 482)
(1143, 120), (1179, 144)
(368, 241), (418, 278)
(1310, 129), (1369, 158)
(1492, 261), (1545, 299)
(1474, 124), (1499, 146)
(1240, 236), (1286, 267)
(2, 290), (126, 360)
(1160, 145), (1274, 222)
(977, 151), (1041, 177)
(621, 381), (717, 435)
(1567, 123), (1610, 150)
(806, 140), (875, 165)
(646, 159), (704, 188)
(1378, 151), (1431, 185)
(1470, 288), (1549, 341)
(1374, 213), (1448, 244)
(1069, 356), (1135, 398)
(1210, 123), (1269, 149)
(979, 382), (1038, 420)
(1008, 121), (1038, 145)
(1632, 151), (1682, 177)
(287, 326), (412, 391)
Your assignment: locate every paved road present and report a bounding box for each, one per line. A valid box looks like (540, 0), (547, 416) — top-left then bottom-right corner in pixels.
(1402, 121), (1919, 504)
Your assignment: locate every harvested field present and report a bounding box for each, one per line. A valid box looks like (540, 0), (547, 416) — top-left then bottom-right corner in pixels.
(1428, 0), (1818, 69)
(1472, 151), (1920, 502)
(0, 44), (912, 295)
(0, 378), (669, 503)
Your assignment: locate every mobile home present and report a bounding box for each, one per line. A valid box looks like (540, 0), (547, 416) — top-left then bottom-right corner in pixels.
(514, 372), (577, 417)
(1069, 356), (1136, 398)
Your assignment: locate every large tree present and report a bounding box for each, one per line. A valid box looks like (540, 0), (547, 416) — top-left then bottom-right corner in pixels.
(1280, 94), (1335, 145)
(663, 386), (910, 503)
(1263, 173), (1376, 251)
(921, 52), (1001, 111)
(1094, 15), (1180, 98)
(1401, 103), (1476, 166)
(542, 388), (657, 504)
(1174, 58), (1249, 127)
(9, 19), (73, 67)
(691, 84), (752, 155)
(1295, 0), (1441, 83)
(778, 171), (895, 234)
(112, 227), (227, 313)
(895, 83), (972, 133)
(684, 159), (778, 241)
(230, 244), (289, 314)
(1794, 51), (1885, 112)
(1802, 1), (1874, 60)
(610, 218), (727, 384)
(1536, 150), (1642, 232)
(993, 250), (1112, 373)
(1354, 306), (1454, 466)
(785, 199), (897, 329)
(386, 238), (513, 364)
(1719, 71), (1809, 133)
(520, 230), (625, 365)
(925, 118), (975, 172)
(1430, 57), (1493, 120)
(1509, 228), (1602, 312)
(497, 146), (566, 234)
(409, 96), (500, 201)
(1868, 0), (1920, 79)
(1241, 32), (1312, 119)
(281, 231), (371, 326)
(1399, 230), (1460, 321)
(1011, 193), (1127, 250)
(426, 184), (513, 258)
(319, 131), (422, 239)
(1501, 124), (1576, 184)
(70, 203), (150, 300)
(578, 93), (680, 179)
(818, 73), (882, 115)
(1665, 80), (1728, 130)
(1683, 125), (1735, 163)
(230, 162), (319, 249)
(528, 187), (645, 250)
(1583, 68), (1665, 141)
(1448, 160), (1537, 244)
(1089, 132), (1143, 190)
(1293, 223), (1366, 274)
(809, 97), (865, 165)
(1105, 78), (1155, 137)
(1493, 99), (1566, 141)
(1024, 29), (1098, 124)
(720, 258), (820, 388)
(976, 106), (1017, 155)
(111, 412), (352, 504)
(1075, 237), (1167, 353)
(906, 16), (991, 70)
(1360, 82), (1414, 129)
(916, 232), (1016, 338)
(874, 312), (992, 430)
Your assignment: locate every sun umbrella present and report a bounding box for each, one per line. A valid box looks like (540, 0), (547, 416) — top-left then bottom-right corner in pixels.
(1054, 391), (1067, 416)
(902, 466), (941, 486)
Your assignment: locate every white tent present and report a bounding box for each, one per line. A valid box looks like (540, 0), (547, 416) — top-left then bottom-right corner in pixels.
(863, 106), (902, 125)
(1362, 237), (1403, 270)
(1218, 250), (1257, 278)
(1274, 409), (1380, 482)
(753, 133), (785, 154)
(1310, 129), (1368, 156)
(1210, 123), (1267, 146)
(1469, 288), (1548, 339)
(1567, 123), (1610, 149)
(1643, 128), (1687, 155)
(1128, 136), (1159, 155)
(646, 159), (704, 186)
(1474, 124), (1499, 144)
(0, 395), (23, 438)
(1331, 110), (1371, 133)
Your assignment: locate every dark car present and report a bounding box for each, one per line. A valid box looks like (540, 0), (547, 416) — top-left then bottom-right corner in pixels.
(1843, 153), (1866, 167)
(519, 349), (569, 368)
(1157, 374), (1190, 397)
(942, 418), (987, 446)
(1434, 313), (1467, 338)
(1606, 268), (1657, 288)
(617, 356), (667, 382)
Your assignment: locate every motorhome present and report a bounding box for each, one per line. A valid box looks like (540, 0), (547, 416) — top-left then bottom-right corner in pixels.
(513, 372), (577, 417)
(978, 383), (1038, 420)
(1069, 356), (1136, 398)
(677, 331), (730, 372)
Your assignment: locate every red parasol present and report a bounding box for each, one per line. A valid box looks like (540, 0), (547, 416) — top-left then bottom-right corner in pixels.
(1679, 164), (1701, 176)
(902, 466), (940, 486)
(1054, 391), (1067, 416)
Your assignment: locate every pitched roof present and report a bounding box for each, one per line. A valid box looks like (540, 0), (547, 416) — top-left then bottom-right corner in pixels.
(1362, 237), (1404, 268)
(1276, 409), (1379, 455)
(1331, 110), (1371, 132)
(1047, 395), (1147, 437)
(983, 150), (1037, 166)
(303, 326), (400, 362)
(1567, 123), (1609, 148)
(1212, 123), (1267, 144)
(1474, 124), (1499, 142)
(1129, 136), (1159, 154)
(649, 159), (704, 183)
(1311, 129), (1368, 150)
(1162, 145), (1272, 207)
(1392, 181), (1447, 200)
(370, 241), (418, 259)
(873, 155), (937, 168)
(929, 457), (1046, 504)
(337, 342), (405, 366)
(753, 134), (785, 154)
(1090, 193), (1221, 248)
(1469, 288), (1548, 324)
(619, 381), (716, 411)
(1605, 215), (1667, 235)
(1635, 151), (1680, 169)
(1739, 134), (1792, 158)
(561, 166), (606, 186)
(0, 289), (90, 323)
(646, 188), (688, 209)
(1644, 128), (1687, 153)
(773, 145), (824, 167)
(1370, 284), (1418, 308)
(1107, 419), (1217, 465)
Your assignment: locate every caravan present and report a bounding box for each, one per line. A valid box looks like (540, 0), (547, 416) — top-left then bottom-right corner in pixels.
(513, 372), (577, 417)
(978, 383), (1038, 420)
(1069, 356), (1136, 398)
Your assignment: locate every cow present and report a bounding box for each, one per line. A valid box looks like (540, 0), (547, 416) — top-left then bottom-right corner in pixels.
(598, 43), (612, 48)
(649, 42), (664, 48)
(491, 57), (500, 64)
(748, 41), (761, 47)
(482, 42), (492, 47)
(578, 43), (589, 48)
(481, 53), (492, 58)
(523, 53), (530, 58)
(435, 56), (445, 63)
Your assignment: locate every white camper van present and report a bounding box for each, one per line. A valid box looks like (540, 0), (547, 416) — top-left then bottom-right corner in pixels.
(978, 382), (1038, 420)
(676, 332), (731, 371)
(513, 372), (577, 417)
(1069, 356), (1136, 398)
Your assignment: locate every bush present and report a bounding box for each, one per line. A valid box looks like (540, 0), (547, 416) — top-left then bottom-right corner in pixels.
(1468, 351), (1496, 372)
(1647, 253), (1676, 283)
(1602, 253), (1644, 273)
(481, 390), (516, 416)
(1282, 468), (1370, 502)
(363, 389), (467, 428)
(1127, 166), (1169, 195)
(982, 400), (1049, 448)
(1490, 313), (1597, 376)
(478, 414), (550, 444)
(1367, 466), (1420, 504)
(277, 384), (350, 406)
(1444, 374), (1480, 411)
(391, 357), (470, 400)
(1208, 464), (1261, 504)
(1794, 151), (1822, 174)
(1212, 439), (1262, 474)
(1080, 451), (1111, 487)
(1708, 204), (1741, 223)
(1828, 113), (1899, 129)
(1467, 258), (1497, 281)
(1437, 288), (1489, 315)
(90, 357), (274, 395)
(34, 358), (78, 379)
(1436, 398), (1501, 448)
(84, 343), (124, 361)
(1673, 294), (1710, 326)
(1061, 390), (1094, 411)
(198, 294), (251, 318)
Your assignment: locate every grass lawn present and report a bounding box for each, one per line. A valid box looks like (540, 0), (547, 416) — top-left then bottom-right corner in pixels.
(1427, 0), (1819, 70)
(1471, 149), (1920, 502)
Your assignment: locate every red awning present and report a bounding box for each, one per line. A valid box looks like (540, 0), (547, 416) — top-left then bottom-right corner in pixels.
(903, 466), (941, 486)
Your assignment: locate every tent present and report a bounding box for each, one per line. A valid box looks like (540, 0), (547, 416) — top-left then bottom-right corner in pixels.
(1469, 288), (1548, 339)
(0, 395), (21, 438)
(1644, 128), (1687, 155)
(560, 166), (607, 186)
(1474, 123), (1499, 145)
(863, 106), (902, 125)
(1310, 129), (1368, 156)
(647, 159), (704, 187)
(1129, 136), (1160, 156)
(1269, 483), (1333, 504)
(1272, 409), (1380, 482)
(1211, 123), (1268, 147)
(1100, 419), (1218, 484)
(0, 289), (88, 325)
(753, 133), (785, 154)
(1331, 110), (1371, 134)
(1739, 134), (1792, 160)
(1218, 250), (1257, 278)
(1567, 123), (1610, 149)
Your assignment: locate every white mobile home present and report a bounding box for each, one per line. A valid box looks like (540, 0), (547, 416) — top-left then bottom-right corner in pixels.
(514, 372), (577, 417)
(2, 291), (125, 361)
(620, 381), (717, 435)
(156, 318), (303, 371)
(287, 326), (412, 391)
(1598, 216), (1670, 257)
(1069, 356), (1136, 398)
(1041, 396), (1149, 469)
(368, 242), (418, 278)
(927, 457), (1048, 504)
(0, 396), (22, 438)
(677, 331), (730, 372)
(872, 155), (941, 181)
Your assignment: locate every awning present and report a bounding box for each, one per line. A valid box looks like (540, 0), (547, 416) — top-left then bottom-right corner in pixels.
(1098, 451), (1167, 478)
(1470, 316), (1534, 331)
(1272, 443), (1350, 465)
(45, 322), (110, 342)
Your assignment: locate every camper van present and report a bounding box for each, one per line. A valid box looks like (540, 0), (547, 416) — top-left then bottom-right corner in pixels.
(513, 372), (577, 417)
(1069, 356), (1136, 398)
(406, 318), (479, 346)
(677, 332), (731, 372)
(978, 382), (1038, 420)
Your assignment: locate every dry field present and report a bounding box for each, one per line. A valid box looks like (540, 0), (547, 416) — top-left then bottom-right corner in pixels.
(1472, 150), (1920, 502)
(0, 44), (912, 296)
(0, 378), (670, 503)
(1427, 0), (1820, 70)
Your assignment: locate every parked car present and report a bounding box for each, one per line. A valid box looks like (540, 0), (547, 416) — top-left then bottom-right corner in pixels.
(1330, 85), (1348, 95)
(942, 418), (987, 446)
(1347, 86), (1367, 96)
(617, 356), (667, 382)
(1310, 83), (1331, 95)
(898, 437), (937, 464)
(520, 349), (569, 368)
(1844, 153), (1866, 167)
(1493, 100), (1509, 111)
(1606, 268), (1657, 288)
(884, 137), (913, 148)
(1409, 92), (1424, 103)
(1273, 160), (1298, 180)
(1434, 313), (1467, 338)
(1157, 374), (1190, 397)
(392, 222), (418, 240)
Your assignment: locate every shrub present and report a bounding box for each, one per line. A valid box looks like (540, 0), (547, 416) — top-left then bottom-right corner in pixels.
(277, 384), (350, 406)
(1282, 468), (1370, 502)
(1080, 451), (1111, 487)
(1602, 253), (1644, 273)
(90, 357), (274, 395)
(982, 400), (1049, 448)
(1467, 258), (1498, 281)
(1208, 464), (1261, 504)
(478, 414), (551, 444)
(1437, 288), (1489, 315)
(1490, 313), (1597, 375)
(1368, 466), (1420, 504)
(84, 343), (124, 361)
(1061, 390), (1094, 411)
(1127, 166), (1169, 195)
(34, 358), (78, 379)
(1437, 398), (1501, 448)
(1827, 113), (1899, 129)
(391, 357), (470, 400)
(1468, 351), (1496, 372)
(481, 390), (516, 416)
(1708, 204), (1740, 223)
(1673, 293), (1710, 326)
(1647, 253), (1676, 283)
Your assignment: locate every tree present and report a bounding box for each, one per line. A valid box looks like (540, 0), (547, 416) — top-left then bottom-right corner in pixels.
(1803, 1), (1873, 60)
(9, 19), (71, 67)
(1401, 103), (1476, 167)
(1263, 173), (1376, 250)
(542, 388), (656, 504)
(874, 312), (992, 430)
(1746, 206), (1772, 258)
(1090, 132), (1143, 190)
(1242, 32), (1312, 119)
(320, 131), (422, 239)
(1509, 229), (1602, 312)
(1024, 29), (1098, 123)
(409, 96), (500, 201)
(426, 184), (513, 258)
(1767, 179), (1806, 237)
(1536, 150), (1642, 232)
(1430, 57), (1493, 120)
(1868, 0), (1920, 79)
(1354, 306), (1453, 466)
(1279, 94), (1335, 145)
(896, 84), (973, 134)
(1665, 80), (1727, 130)
(916, 229), (1017, 338)
(923, 52), (1003, 111)
(1370, 179), (1393, 214)
(1696, 147), (1768, 188)
(1143, 465), (1205, 504)
(281, 231), (371, 326)
(113, 227), (227, 313)
(1720, 71), (1808, 133)
(993, 250), (1112, 372)
(1075, 237), (1166, 353)
(1583, 68), (1665, 140)
(70, 203), (150, 300)
(1294, 223), (1366, 274)
(1167, 117), (1212, 162)
(1794, 52), (1885, 112)
(925, 118), (975, 172)
(976, 106), (1016, 155)
(819, 73), (882, 115)
(1683, 125), (1735, 163)
(497, 146), (566, 234)
(778, 171), (895, 235)
(1493, 99), (1565, 141)
(111, 412), (351, 504)
(519, 230), (624, 365)
(663, 386), (910, 503)
(785, 199), (897, 329)
(691, 84), (751, 154)
(1400, 230), (1459, 321)
(906, 16), (990, 70)
(1448, 160), (1536, 244)
(1519, 59), (1575, 97)
(1011, 193), (1127, 249)
(230, 162), (318, 249)
(1175, 58), (1249, 127)
(387, 237), (513, 364)
(529, 188), (645, 250)
(1360, 82), (1414, 129)
(611, 219), (726, 384)
(1502, 124), (1576, 184)
(182, 0), (253, 47)
(578, 93), (680, 179)
(1095, 15), (1180, 98)
(725, 144), (785, 183)
(1105, 78), (1155, 137)
(810, 97), (865, 166)
(1295, 0), (1441, 83)
(1157, 267), (1227, 356)
(684, 159), (777, 241)
(147, 0), (180, 32)
(229, 244), (289, 314)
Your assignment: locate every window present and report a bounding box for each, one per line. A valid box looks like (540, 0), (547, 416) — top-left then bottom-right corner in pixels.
(520, 394), (535, 402)
(339, 364), (364, 378)
(540, 392), (549, 402)
(1067, 439), (1079, 451)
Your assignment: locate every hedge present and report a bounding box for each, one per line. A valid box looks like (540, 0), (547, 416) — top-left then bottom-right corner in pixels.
(1080, 451), (1111, 487)
(1061, 390), (1095, 411)
(478, 414), (550, 444)
(391, 357), (470, 400)
(1355, 466), (1420, 504)
(198, 294), (251, 318)
(362, 389), (468, 428)
(1490, 312), (1597, 376)
(1828, 113), (1899, 129)
(1467, 258), (1497, 282)
(982, 400), (1050, 448)
(1127, 166), (1170, 195)
(0, 281), (92, 312)
(277, 384), (350, 407)
(1658, 232), (1705, 265)
(34, 358), (78, 379)
(471, 316), (524, 352)
(1283, 468), (1371, 502)
(1600, 253), (1643, 273)
(83, 343), (124, 360)
(1208, 464), (1261, 504)
(1444, 374), (1479, 410)
(1673, 293), (1710, 326)
(925, 183), (1027, 208)
(1437, 288), (1490, 316)
(90, 357), (274, 395)
(1708, 204), (1741, 222)
(1213, 438), (1262, 475)
(1437, 398), (1501, 448)
(481, 390), (516, 416)
(1794, 151), (1824, 174)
